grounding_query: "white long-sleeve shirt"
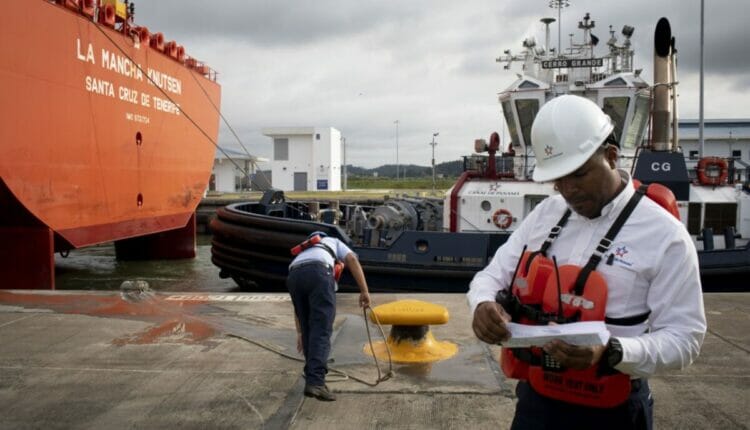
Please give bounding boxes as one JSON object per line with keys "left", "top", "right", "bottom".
{"left": 467, "top": 171, "right": 707, "bottom": 378}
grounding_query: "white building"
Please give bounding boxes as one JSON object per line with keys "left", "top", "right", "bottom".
{"left": 262, "top": 127, "right": 342, "bottom": 191}
{"left": 211, "top": 148, "right": 268, "bottom": 192}
{"left": 679, "top": 119, "right": 750, "bottom": 182}
{"left": 679, "top": 119, "right": 750, "bottom": 163}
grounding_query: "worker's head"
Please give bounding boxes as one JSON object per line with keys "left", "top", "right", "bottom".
{"left": 531, "top": 95, "right": 622, "bottom": 218}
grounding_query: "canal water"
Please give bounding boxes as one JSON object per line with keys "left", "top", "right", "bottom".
{"left": 54, "top": 235, "right": 238, "bottom": 292}
{"left": 53, "top": 234, "right": 731, "bottom": 292}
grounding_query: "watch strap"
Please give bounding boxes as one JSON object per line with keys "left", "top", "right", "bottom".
{"left": 598, "top": 337, "right": 624, "bottom": 376}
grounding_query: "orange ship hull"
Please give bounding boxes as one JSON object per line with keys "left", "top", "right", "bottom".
{"left": 0, "top": 1, "right": 221, "bottom": 288}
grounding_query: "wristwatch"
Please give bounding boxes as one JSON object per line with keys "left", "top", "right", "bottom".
{"left": 605, "top": 337, "right": 624, "bottom": 368}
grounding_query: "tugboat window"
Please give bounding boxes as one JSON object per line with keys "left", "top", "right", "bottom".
{"left": 604, "top": 77, "right": 627, "bottom": 86}
{"left": 515, "top": 99, "right": 539, "bottom": 148}
{"left": 274, "top": 138, "right": 289, "bottom": 161}
{"left": 502, "top": 100, "right": 521, "bottom": 146}
{"left": 481, "top": 200, "right": 491, "bottom": 211}
{"left": 621, "top": 94, "right": 650, "bottom": 149}
{"left": 602, "top": 97, "right": 630, "bottom": 147}
{"left": 525, "top": 195, "right": 548, "bottom": 216}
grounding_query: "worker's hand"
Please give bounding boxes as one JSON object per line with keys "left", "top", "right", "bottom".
{"left": 543, "top": 340, "right": 607, "bottom": 370}
{"left": 472, "top": 301, "right": 512, "bottom": 344}
{"left": 359, "top": 291, "right": 371, "bottom": 308}
{"left": 296, "top": 333, "right": 303, "bottom": 355}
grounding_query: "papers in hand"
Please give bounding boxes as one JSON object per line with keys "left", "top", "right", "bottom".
{"left": 503, "top": 321, "right": 611, "bottom": 348}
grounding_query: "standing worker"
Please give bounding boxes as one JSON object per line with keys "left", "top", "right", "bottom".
{"left": 287, "top": 230, "right": 371, "bottom": 401}
{"left": 468, "top": 95, "right": 706, "bottom": 429}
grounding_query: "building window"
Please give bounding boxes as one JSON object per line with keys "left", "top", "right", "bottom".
{"left": 689, "top": 150, "right": 699, "bottom": 159}
{"left": 274, "top": 138, "right": 289, "bottom": 160}
{"left": 315, "top": 133, "right": 320, "bottom": 140}
{"left": 732, "top": 150, "right": 741, "bottom": 158}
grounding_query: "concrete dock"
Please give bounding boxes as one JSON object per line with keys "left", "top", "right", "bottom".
{"left": 0, "top": 290, "right": 747, "bottom": 429}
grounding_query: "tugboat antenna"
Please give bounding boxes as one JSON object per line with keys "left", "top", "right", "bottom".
{"left": 541, "top": 17, "right": 556, "bottom": 56}
{"left": 549, "top": 0, "right": 570, "bottom": 57}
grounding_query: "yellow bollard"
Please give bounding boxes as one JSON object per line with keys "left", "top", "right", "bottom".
{"left": 363, "top": 299, "right": 458, "bottom": 363}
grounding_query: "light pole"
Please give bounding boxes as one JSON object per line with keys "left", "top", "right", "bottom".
{"left": 341, "top": 136, "right": 347, "bottom": 190}
{"left": 430, "top": 132, "right": 439, "bottom": 193}
{"left": 699, "top": 0, "right": 705, "bottom": 157}
{"left": 394, "top": 120, "right": 400, "bottom": 180}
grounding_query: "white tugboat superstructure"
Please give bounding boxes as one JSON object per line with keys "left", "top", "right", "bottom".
{"left": 445, "top": 11, "right": 652, "bottom": 234}
{"left": 445, "top": 9, "right": 750, "bottom": 265}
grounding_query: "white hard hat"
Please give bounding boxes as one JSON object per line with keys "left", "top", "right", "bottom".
{"left": 530, "top": 95, "right": 614, "bottom": 182}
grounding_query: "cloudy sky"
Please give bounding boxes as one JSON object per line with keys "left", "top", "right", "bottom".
{"left": 136, "top": 0, "right": 748, "bottom": 168}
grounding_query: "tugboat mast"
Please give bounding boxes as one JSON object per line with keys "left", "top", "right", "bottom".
{"left": 549, "top": 0, "right": 570, "bottom": 58}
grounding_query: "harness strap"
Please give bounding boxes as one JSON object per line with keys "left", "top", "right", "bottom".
{"left": 314, "top": 243, "right": 340, "bottom": 264}
{"left": 605, "top": 310, "right": 650, "bottom": 326}
{"left": 508, "top": 245, "right": 528, "bottom": 296}
{"left": 521, "top": 210, "right": 572, "bottom": 275}
{"left": 539, "top": 209, "right": 572, "bottom": 255}
{"left": 573, "top": 184, "right": 648, "bottom": 296}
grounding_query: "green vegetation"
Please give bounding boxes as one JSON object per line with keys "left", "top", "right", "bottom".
{"left": 346, "top": 159, "right": 465, "bottom": 178}
{"left": 204, "top": 177, "right": 456, "bottom": 202}
{"left": 347, "top": 176, "right": 457, "bottom": 190}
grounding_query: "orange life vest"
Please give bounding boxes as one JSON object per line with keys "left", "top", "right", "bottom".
{"left": 290, "top": 235, "right": 345, "bottom": 281}
{"left": 498, "top": 185, "right": 651, "bottom": 408}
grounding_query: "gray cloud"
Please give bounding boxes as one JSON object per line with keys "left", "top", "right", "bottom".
{"left": 136, "top": 0, "right": 429, "bottom": 47}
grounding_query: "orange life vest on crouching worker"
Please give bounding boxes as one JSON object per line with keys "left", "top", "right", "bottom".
{"left": 496, "top": 185, "right": 661, "bottom": 408}
{"left": 290, "top": 234, "right": 345, "bottom": 281}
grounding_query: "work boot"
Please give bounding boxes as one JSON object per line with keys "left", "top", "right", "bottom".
{"left": 304, "top": 384, "right": 336, "bottom": 401}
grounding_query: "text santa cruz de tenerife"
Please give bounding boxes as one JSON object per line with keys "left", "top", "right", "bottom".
{"left": 76, "top": 38, "right": 183, "bottom": 124}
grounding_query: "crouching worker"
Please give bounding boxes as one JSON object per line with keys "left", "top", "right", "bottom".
{"left": 287, "top": 230, "right": 371, "bottom": 401}
{"left": 468, "top": 95, "right": 706, "bottom": 429}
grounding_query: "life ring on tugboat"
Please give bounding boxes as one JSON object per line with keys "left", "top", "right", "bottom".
{"left": 697, "top": 157, "right": 728, "bottom": 186}
{"left": 492, "top": 208, "right": 513, "bottom": 229}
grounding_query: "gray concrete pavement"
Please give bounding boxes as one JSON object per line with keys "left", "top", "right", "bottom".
{"left": 0, "top": 290, "right": 747, "bottom": 429}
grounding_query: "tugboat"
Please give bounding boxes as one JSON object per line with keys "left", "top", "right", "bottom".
{"left": 210, "top": 11, "right": 749, "bottom": 293}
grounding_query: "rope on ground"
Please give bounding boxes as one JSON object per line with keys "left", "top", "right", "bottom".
{"left": 362, "top": 305, "right": 394, "bottom": 386}
{"left": 226, "top": 304, "right": 394, "bottom": 387}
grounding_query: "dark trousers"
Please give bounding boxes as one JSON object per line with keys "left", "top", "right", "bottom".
{"left": 287, "top": 263, "right": 336, "bottom": 387}
{"left": 511, "top": 380, "right": 653, "bottom": 430}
